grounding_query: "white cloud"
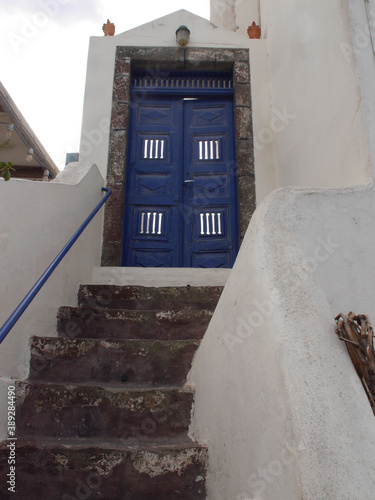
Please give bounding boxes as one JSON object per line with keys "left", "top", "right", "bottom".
{"left": 1, "top": 0, "right": 210, "bottom": 170}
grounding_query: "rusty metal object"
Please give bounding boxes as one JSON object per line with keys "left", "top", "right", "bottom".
{"left": 335, "top": 312, "right": 375, "bottom": 414}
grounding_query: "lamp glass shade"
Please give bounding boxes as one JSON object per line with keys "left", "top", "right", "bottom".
{"left": 26, "top": 148, "right": 33, "bottom": 162}
{"left": 176, "top": 25, "right": 190, "bottom": 47}
{"left": 5, "top": 123, "right": 14, "bottom": 139}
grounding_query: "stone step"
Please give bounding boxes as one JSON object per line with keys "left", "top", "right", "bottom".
{"left": 57, "top": 306, "right": 213, "bottom": 340}
{"left": 29, "top": 337, "right": 199, "bottom": 386}
{"left": 4, "top": 284, "right": 215, "bottom": 497}
{"left": 0, "top": 438, "right": 207, "bottom": 499}
{"left": 78, "top": 284, "right": 223, "bottom": 311}
{"left": 16, "top": 382, "right": 193, "bottom": 440}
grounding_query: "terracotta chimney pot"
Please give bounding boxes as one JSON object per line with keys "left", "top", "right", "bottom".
{"left": 103, "top": 19, "right": 115, "bottom": 36}
{"left": 247, "top": 22, "right": 261, "bottom": 39}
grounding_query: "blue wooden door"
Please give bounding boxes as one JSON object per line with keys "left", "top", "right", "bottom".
{"left": 182, "top": 98, "right": 238, "bottom": 267}
{"left": 122, "top": 95, "right": 238, "bottom": 267}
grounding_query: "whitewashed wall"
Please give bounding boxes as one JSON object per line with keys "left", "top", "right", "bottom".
{"left": 209, "top": 0, "right": 237, "bottom": 31}
{"left": 0, "top": 163, "right": 105, "bottom": 437}
{"left": 210, "top": 0, "right": 372, "bottom": 191}
{"left": 210, "top": 0, "right": 260, "bottom": 35}
{"left": 189, "top": 185, "right": 375, "bottom": 500}
{"left": 259, "top": 0, "right": 371, "bottom": 189}
{"left": 188, "top": 1, "right": 375, "bottom": 498}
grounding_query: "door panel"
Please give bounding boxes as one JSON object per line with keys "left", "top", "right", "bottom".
{"left": 182, "top": 99, "right": 238, "bottom": 268}
{"left": 123, "top": 97, "right": 182, "bottom": 267}
{"left": 122, "top": 94, "right": 238, "bottom": 268}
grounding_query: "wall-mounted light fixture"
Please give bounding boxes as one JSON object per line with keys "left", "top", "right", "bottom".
{"left": 5, "top": 123, "right": 14, "bottom": 139}
{"left": 26, "top": 148, "right": 34, "bottom": 162}
{"left": 176, "top": 25, "right": 190, "bottom": 47}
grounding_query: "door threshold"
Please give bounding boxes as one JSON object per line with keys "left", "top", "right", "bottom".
{"left": 90, "top": 267, "right": 231, "bottom": 287}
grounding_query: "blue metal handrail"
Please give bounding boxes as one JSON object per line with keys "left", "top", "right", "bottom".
{"left": 0, "top": 187, "right": 112, "bottom": 344}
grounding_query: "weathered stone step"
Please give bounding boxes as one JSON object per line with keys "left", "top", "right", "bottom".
{"left": 0, "top": 438, "right": 207, "bottom": 499}
{"left": 57, "top": 306, "right": 213, "bottom": 340}
{"left": 78, "top": 284, "right": 223, "bottom": 311}
{"left": 29, "top": 337, "right": 199, "bottom": 386}
{"left": 16, "top": 382, "right": 193, "bottom": 440}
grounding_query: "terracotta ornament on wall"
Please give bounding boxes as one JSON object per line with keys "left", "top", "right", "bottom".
{"left": 102, "top": 20, "right": 115, "bottom": 36}
{"left": 247, "top": 22, "right": 261, "bottom": 39}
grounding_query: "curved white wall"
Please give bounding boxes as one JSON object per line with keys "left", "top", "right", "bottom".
{"left": 0, "top": 164, "right": 105, "bottom": 437}
{"left": 189, "top": 185, "right": 375, "bottom": 499}
{"left": 188, "top": 1, "right": 375, "bottom": 498}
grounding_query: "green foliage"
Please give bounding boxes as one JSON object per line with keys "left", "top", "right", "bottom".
{"left": 0, "top": 161, "right": 15, "bottom": 181}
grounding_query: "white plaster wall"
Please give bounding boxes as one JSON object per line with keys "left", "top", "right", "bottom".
{"left": 210, "top": 0, "right": 260, "bottom": 35}
{"left": 235, "top": 0, "right": 260, "bottom": 37}
{"left": 189, "top": 185, "right": 375, "bottom": 500}
{"left": 212, "top": 0, "right": 370, "bottom": 190}
{"left": 210, "top": 0, "right": 237, "bottom": 31}
{"left": 90, "top": 267, "right": 230, "bottom": 287}
{"left": 350, "top": 0, "right": 375, "bottom": 171}
{"left": 0, "top": 163, "right": 105, "bottom": 438}
{"left": 367, "top": 0, "right": 375, "bottom": 51}
{"left": 260, "top": 0, "right": 371, "bottom": 189}
{"left": 250, "top": 42, "right": 277, "bottom": 202}
{"left": 80, "top": 10, "right": 276, "bottom": 203}
{"left": 188, "top": 1, "right": 375, "bottom": 498}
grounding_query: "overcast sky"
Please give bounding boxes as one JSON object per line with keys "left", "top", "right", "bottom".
{"left": 1, "top": 0, "right": 210, "bottom": 170}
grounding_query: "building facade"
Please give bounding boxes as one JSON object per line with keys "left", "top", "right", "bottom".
{"left": 1, "top": 1, "right": 375, "bottom": 498}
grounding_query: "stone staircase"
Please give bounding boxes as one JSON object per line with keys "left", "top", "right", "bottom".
{"left": 0, "top": 284, "right": 223, "bottom": 499}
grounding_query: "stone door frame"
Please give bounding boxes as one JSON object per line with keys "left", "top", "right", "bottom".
{"left": 102, "top": 46, "right": 255, "bottom": 266}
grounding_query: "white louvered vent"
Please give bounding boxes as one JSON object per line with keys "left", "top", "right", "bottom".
{"left": 143, "top": 139, "right": 165, "bottom": 160}
{"left": 199, "top": 212, "right": 223, "bottom": 236}
{"left": 139, "top": 212, "right": 163, "bottom": 235}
